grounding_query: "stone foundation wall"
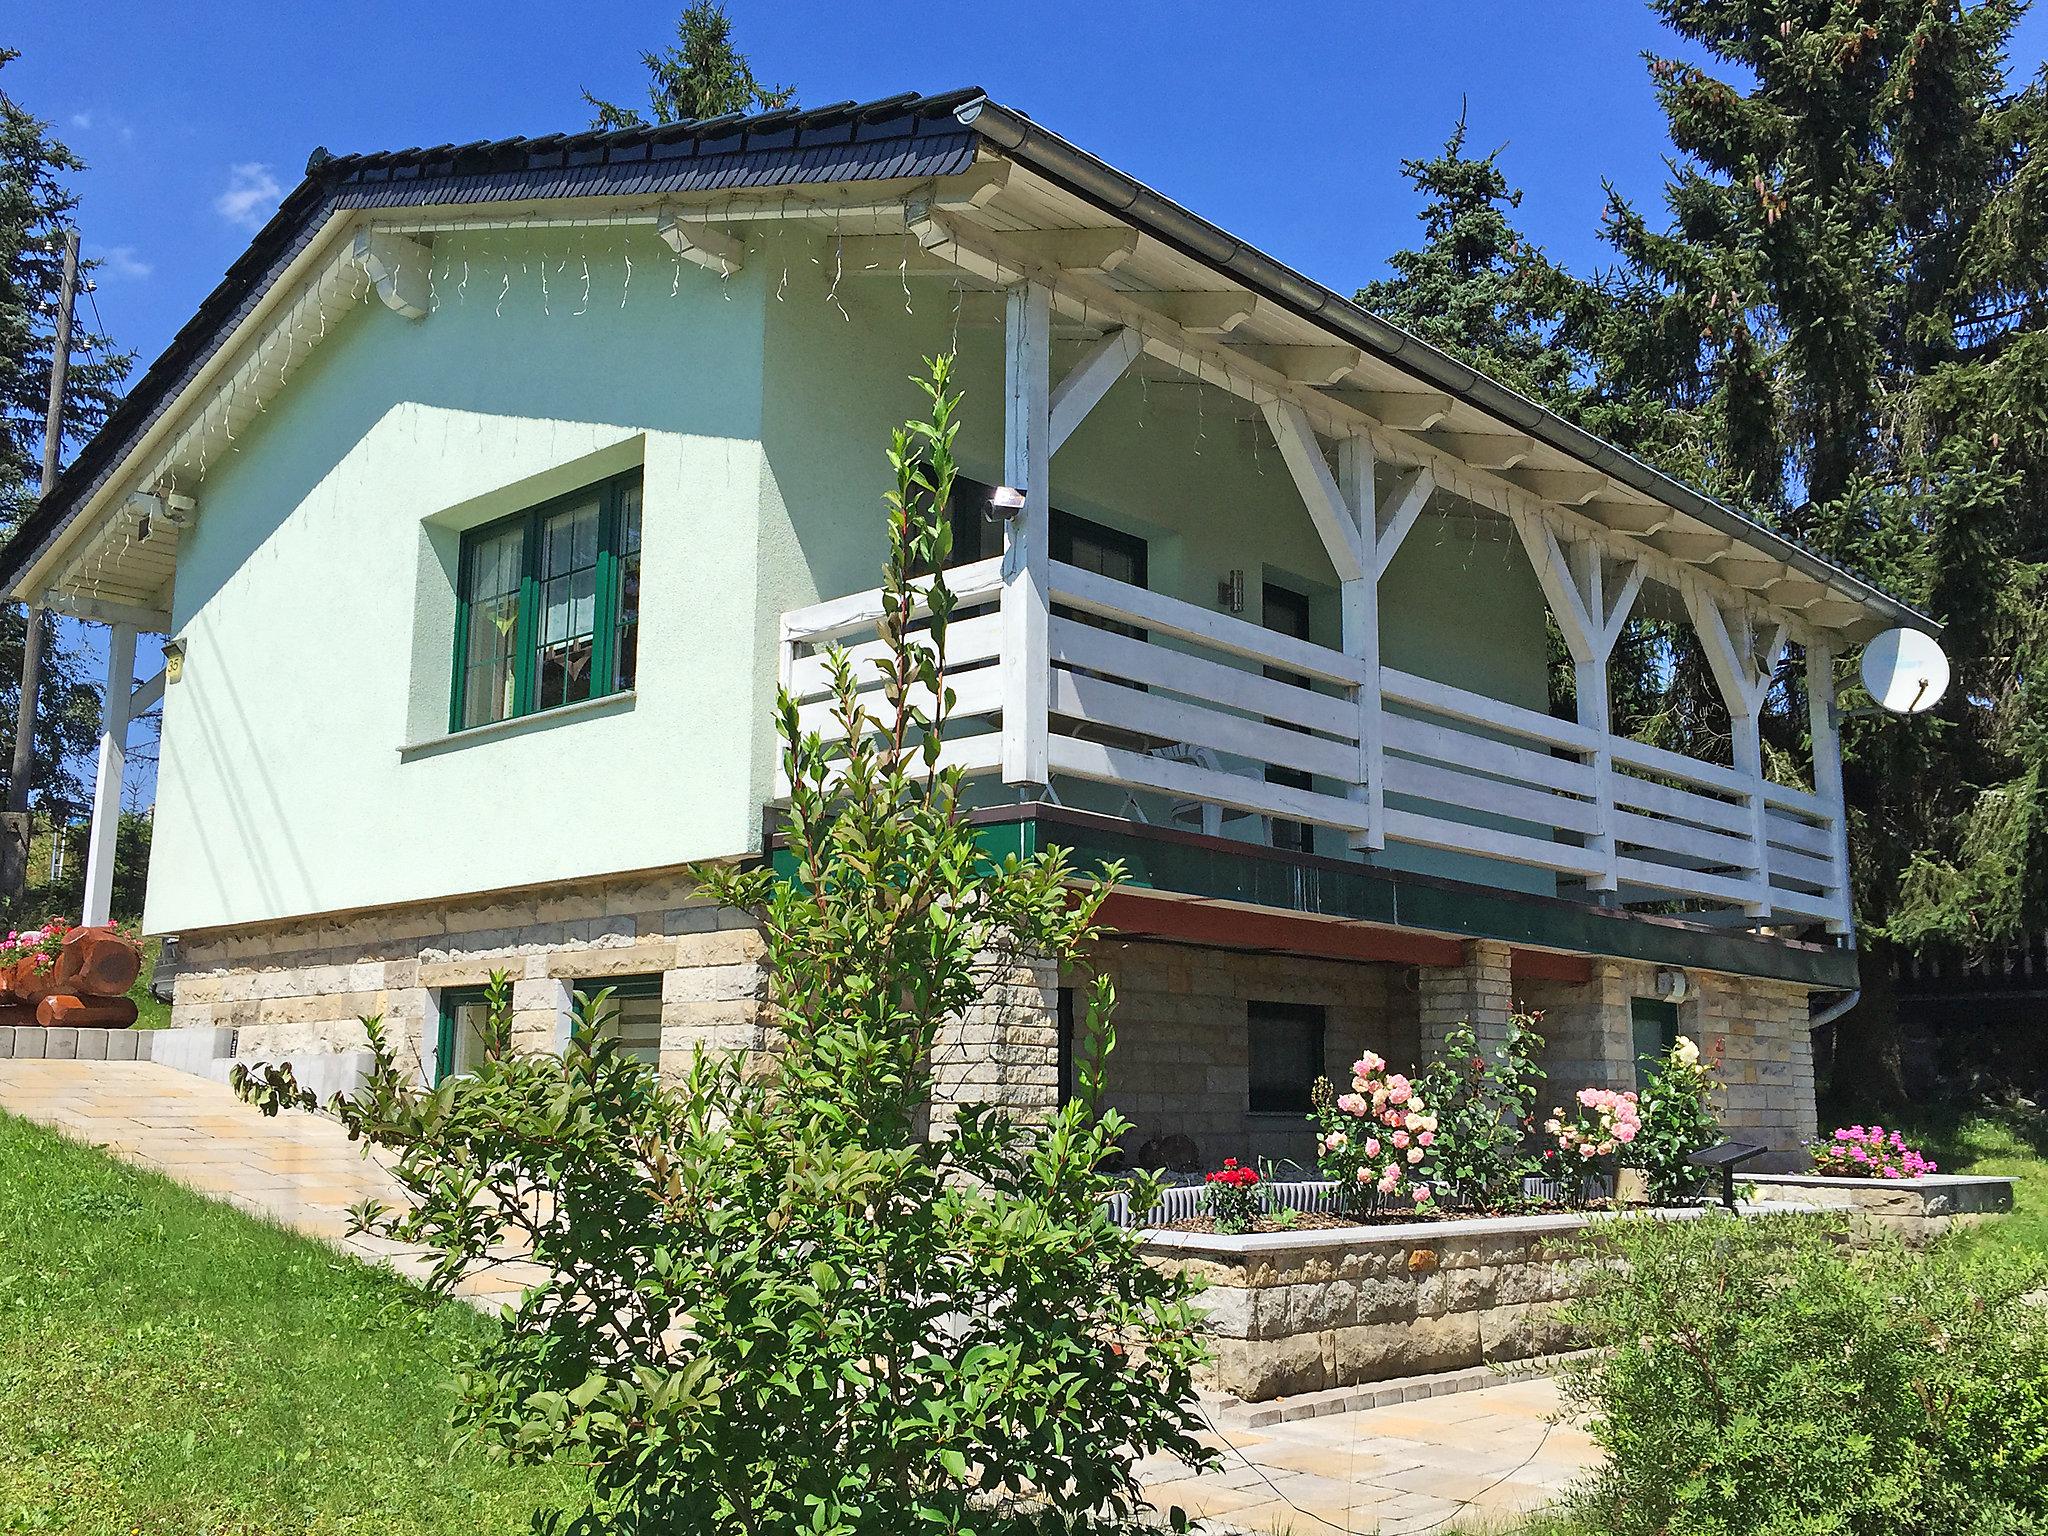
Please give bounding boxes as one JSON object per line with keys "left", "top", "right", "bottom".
{"left": 1520, "top": 961, "right": 1818, "bottom": 1156}
{"left": 164, "top": 870, "right": 768, "bottom": 1081}
{"left": 1144, "top": 1210, "right": 1660, "bottom": 1399}
{"left": 1745, "top": 1172, "right": 2015, "bottom": 1244}
{"left": 162, "top": 872, "right": 1821, "bottom": 1158}
{"left": 1077, "top": 941, "right": 1418, "bottom": 1169}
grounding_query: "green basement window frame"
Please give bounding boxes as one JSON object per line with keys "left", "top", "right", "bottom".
{"left": 1631, "top": 998, "right": 1680, "bottom": 1089}
{"left": 435, "top": 985, "right": 495, "bottom": 1085}
{"left": 450, "top": 469, "right": 643, "bottom": 732}
{"left": 575, "top": 972, "right": 663, "bottom": 1067}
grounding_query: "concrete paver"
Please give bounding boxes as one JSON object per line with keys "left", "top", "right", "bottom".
{"left": 0, "top": 1058, "right": 1596, "bottom": 1531}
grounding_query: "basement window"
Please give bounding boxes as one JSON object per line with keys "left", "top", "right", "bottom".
{"left": 580, "top": 973, "right": 664, "bottom": 1067}
{"left": 451, "top": 470, "right": 642, "bottom": 731}
{"left": 1248, "top": 1000, "right": 1325, "bottom": 1114}
{"left": 1631, "top": 998, "right": 1679, "bottom": 1089}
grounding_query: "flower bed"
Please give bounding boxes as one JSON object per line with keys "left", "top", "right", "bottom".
{"left": 1743, "top": 1171, "right": 2014, "bottom": 1244}
{"left": 1140, "top": 1206, "right": 1705, "bottom": 1400}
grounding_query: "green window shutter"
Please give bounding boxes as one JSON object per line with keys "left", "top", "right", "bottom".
{"left": 1630, "top": 998, "right": 1679, "bottom": 1089}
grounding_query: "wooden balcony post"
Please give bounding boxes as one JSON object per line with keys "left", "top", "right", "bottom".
{"left": 1337, "top": 437, "right": 1382, "bottom": 849}
{"left": 1682, "top": 584, "right": 1786, "bottom": 919}
{"left": 1001, "top": 281, "right": 1052, "bottom": 791}
{"left": 1806, "top": 642, "right": 1854, "bottom": 936}
{"left": 1511, "top": 516, "right": 1645, "bottom": 895}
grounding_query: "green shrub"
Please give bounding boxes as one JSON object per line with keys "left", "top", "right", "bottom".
{"left": 1414, "top": 1012, "right": 1546, "bottom": 1207}
{"left": 1557, "top": 1211, "right": 2048, "bottom": 1536}
{"left": 1629, "top": 1035, "right": 1721, "bottom": 1203}
{"left": 238, "top": 356, "right": 1213, "bottom": 1534}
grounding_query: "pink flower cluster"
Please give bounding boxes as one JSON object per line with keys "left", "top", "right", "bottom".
{"left": 1317, "top": 1050, "right": 1437, "bottom": 1205}
{"left": 1545, "top": 1086, "right": 1642, "bottom": 1163}
{"left": 1809, "top": 1124, "right": 1937, "bottom": 1180}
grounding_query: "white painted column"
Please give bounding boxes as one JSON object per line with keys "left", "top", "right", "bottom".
{"left": 1338, "top": 437, "right": 1383, "bottom": 850}
{"left": 82, "top": 622, "right": 136, "bottom": 928}
{"left": 1682, "top": 585, "right": 1780, "bottom": 919}
{"left": 1568, "top": 543, "right": 1618, "bottom": 892}
{"left": 1806, "top": 643, "right": 1853, "bottom": 936}
{"left": 1001, "top": 281, "right": 1052, "bottom": 791}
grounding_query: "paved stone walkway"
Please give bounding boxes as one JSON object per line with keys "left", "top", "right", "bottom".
{"left": 0, "top": 1059, "right": 1594, "bottom": 1532}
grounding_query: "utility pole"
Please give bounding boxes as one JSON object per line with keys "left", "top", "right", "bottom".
{"left": 1, "top": 227, "right": 80, "bottom": 904}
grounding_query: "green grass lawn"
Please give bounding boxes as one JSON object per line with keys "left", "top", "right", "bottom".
{"left": 1817, "top": 1096, "right": 2048, "bottom": 1263}
{"left": 0, "top": 1111, "right": 580, "bottom": 1534}
{"left": 1906, "top": 1104, "right": 2048, "bottom": 1263}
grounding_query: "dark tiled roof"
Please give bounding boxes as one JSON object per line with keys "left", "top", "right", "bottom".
{"left": 1, "top": 89, "right": 984, "bottom": 589}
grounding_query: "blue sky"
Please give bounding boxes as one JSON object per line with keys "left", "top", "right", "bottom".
{"left": 11, "top": 0, "right": 2047, "bottom": 813}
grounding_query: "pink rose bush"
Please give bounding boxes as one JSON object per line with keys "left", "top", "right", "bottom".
{"left": 1808, "top": 1124, "right": 1937, "bottom": 1180}
{"left": 1545, "top": 1087, "right": 1642, "bottom": 1174}
{"left": 1310, "top": 1051, "right": 1437, "bottom": 1210}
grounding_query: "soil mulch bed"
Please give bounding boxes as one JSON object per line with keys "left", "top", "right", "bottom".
{"left": 1162, "top": 1201, "right": 1609, "bottom": 1235}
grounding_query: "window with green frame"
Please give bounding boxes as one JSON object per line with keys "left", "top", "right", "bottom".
{"left": 578, "top": 973, "right": 662, "bottom": 1067}
{"left": 451, "top": 470, "right": 643, "bottom": 731}
{"left": 1631, "top": 998, "right": 1679, "bottom": 1088}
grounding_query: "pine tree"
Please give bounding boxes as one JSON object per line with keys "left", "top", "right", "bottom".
{"left": 1354, "top": 113, "right": 1702, "bottom": 742}
{"left": 0, "top": 50, "right": 131, "bottom": 842}
{"left": 583, "top": 1, "right": 794, "bottom": 131}
{"left": 1594, "top": 2, "right": 2046, "bottom": 1100}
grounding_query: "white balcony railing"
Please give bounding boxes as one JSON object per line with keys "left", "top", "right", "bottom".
{"left": 778, "top": 562, "right": 1851, "bottom": 932}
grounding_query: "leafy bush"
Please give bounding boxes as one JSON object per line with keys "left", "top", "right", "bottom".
{"left": 1310, "top": 1050, "right": 1438, "bottom": 1211}
{"left": 1629, "top": 1035, "right": 1722, "bottom": 1203}
{"left": 1201, "top": 1159, "right": 1261, "bottom": 1233}
{"left": 1557, "top": 1212, "right": 2048, "bottom": 1536}
{"left": 238, "top": 356, "right": 1213, "bottom": 1534}
{"left": 1811, "top": 1122, "right": 1940, "bottom": 1179}
{"left": 1413, "top": 1012, "right": 1545, "bottom": 1206}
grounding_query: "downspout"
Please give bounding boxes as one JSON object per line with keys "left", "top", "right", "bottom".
{"left": 1809, "top": 988, "right": 1860, "bottom": 1031}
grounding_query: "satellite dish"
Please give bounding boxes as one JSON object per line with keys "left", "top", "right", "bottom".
{"left": 1859, "top": 628, "right": 1950, "bottom": 715}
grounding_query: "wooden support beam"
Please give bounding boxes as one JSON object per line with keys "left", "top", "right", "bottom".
{"left": 1260, "top": 400, "right": 1364, "bottom": 581}
{"left": 655, "top": 211, "right": 745, "bottom": 273}
{"left": 82, "top": 623, "right": 135, "bottom": 928}
{"left": 1002, "top": 282, "right": 1053, "bottom": 789}
{"left": 1806, "top": 643, "right": 1853, "bottom": 935}
{"left": 1049, "top": 327, "right": 1142, "bottom": 454}
{"left": 1323, "top": 389, "right": 1454, "bottom": 431}
{"left": 898, "top": 205, "right": 1829, "bottom": 646}
{"left": 1682, "top": 585, "right": 1788, "bottom": 917}
{"left": 1373, "top": 468, "right": 1435, "bottom": 578}
{"left": 351, "top": 229, "right": 431, "bottom": 320}
{"left": 1508, "top": 518, "right": 1649, "bottom": 892}
{"left": 41, "top": 593, "right": 171, "bottom": 633}
{"left": 1502, "top": 466, "right": 1606, "bottom": 505}
{"left": 1583, "top": 500, "right": 1674, "bottom": 538}
{"left": 1428, "top": 431, "right": 1534, "bottom": 470}
{"left": 1339, "top": 436, "right": 1384, "bottom": 851}
{"left": 1650, "top": 528, "right": 1737, "bottom": 563}
{"left": 1224, "top": 344, "right": 1362, "bottom": 385}
{"left": 1001, "top": 227, "right": 1139, "bottom": 274}
{"left": 1145, "top": 291, "right": 1257, "bottom": 333}
{"left": 130, "top": 665, "right": 166, "bottom": 717}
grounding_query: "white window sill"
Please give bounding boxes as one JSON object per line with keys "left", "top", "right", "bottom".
{"left": 399, "top": 690, "right": 636, "bottom": 761}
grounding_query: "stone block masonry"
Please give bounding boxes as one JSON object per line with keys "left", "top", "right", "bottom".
{"left": 165, "top": 869, "right": 770, "bottom": 1083}
{"left": 1418, "top": 939, "right": 1513, "bottom": 1059}
{"left": 161, "top": 868, "right": 1820, "bottom": 1158}
{"left": 1521, "top": 959, "right": 1818, "bottom": 1156}
{"left": 1078, "top": 941, "right": 1419, "bottom": 1169}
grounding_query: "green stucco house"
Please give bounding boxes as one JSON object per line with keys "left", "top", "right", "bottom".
{"left": 2, "top": 90, "right": 1933, "bottom": 1162}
